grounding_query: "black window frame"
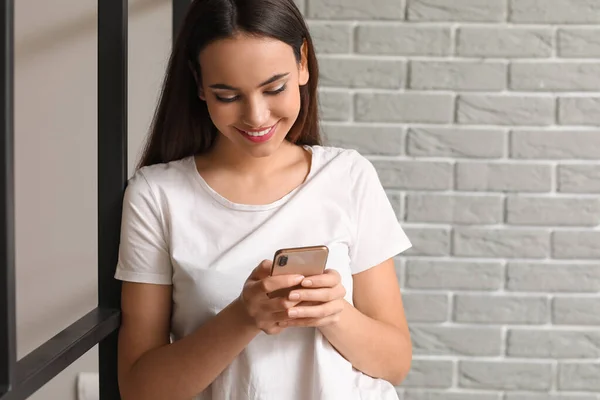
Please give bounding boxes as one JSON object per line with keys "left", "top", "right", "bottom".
{"left": 0, "top": 1, "right": 189, "bottom": 399}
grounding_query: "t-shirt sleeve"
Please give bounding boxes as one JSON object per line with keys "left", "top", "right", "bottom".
{"left": 114, "top": 171, "right": 173, "bottom": 285}
{"left": 348, "top": 151, "right": 412, "bottom": 274}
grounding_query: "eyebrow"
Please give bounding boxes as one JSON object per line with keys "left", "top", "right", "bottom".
{"left": 209, "top": 73, "right": 290, "bottom": 91}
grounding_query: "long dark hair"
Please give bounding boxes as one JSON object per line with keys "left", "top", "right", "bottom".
{"left": 137, "top": 0, "right": 321, "bottom": 168}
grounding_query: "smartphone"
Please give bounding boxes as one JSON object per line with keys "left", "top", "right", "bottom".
{"left": 267, "top": 245, "right": 329, "bottom": 298}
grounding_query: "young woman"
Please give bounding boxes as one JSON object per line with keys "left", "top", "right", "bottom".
{"left": 114, "top": 0, "right": 413, "bottom": 399}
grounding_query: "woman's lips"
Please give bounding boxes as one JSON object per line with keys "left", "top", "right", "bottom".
{"left": 236, "top": 122, "right": 278, "bottom": 143}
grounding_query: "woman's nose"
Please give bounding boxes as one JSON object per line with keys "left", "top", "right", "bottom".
{"left": 241, "top": 96, "right": 270, "bottom": 128}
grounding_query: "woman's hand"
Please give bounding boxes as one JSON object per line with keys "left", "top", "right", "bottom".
{"left": 239, "top": 260, "right": 304, "bottom": 335}
{"left": 278, "top": 269, "right": 347, "bottom": 328}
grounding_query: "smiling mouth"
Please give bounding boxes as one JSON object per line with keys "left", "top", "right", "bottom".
{"left": 235, "top": 122, "right": 278, "bottom": 143}
{"left": 238, "top": 124, "right": 276, "bottom": 137}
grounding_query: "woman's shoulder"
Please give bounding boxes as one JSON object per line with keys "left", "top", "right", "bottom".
{"left": 309, "top": 145, "right": 374, "bottom": 176}
{"left": 309, "top": 144, "right": 363, "bottom": 163}
{"left": 127, "top": 156, "right": 195, "bottom": 196}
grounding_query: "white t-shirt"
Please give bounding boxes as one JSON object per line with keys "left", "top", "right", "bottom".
{"left": 115, "top": 145, "right": 412, "bottom": 400}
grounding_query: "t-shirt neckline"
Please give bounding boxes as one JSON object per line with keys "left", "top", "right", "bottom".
{"left": 190, "top": 145, "right": 317, "bottom": 212}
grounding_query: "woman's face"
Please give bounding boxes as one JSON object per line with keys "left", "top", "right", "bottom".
{"left": 197, "top": 34, "right": 309, "bottom": 158}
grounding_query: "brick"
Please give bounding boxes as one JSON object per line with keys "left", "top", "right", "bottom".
{"left": 372, "top": 160, "right": 454, "bottom": 190}
{"left": 403, "top": 293, "right": 449, "bottom": 322}
{"left": 559, "top": 97, "right": 600, "bottom": 125}
{"left": 307, "top": 22, "right": 352, "bottom": 54}
{"left": 411, "top": 326, "right": 502, "bottom": 356}
{"left": 407, "top": 0, "right": 507, "bottom": 21}
{"left": 558, "top": 28, "right": 600, "bottom": 58}
{"left": 405, "top": 391, "right": 501, "bottom": 400}
{"left": 553, "top": 297, "right": 600, "bottom": 325}
{"left": 508, "top": 329, "right": 600, "bottom": 358}
{"left": 318, "top": 90, "right": 351, "bottom": 121}
{"left": 511, "top": 129, "right": 600, "bottom": 160}
{"left": 410, "top": 61, "right": 506, "bottom": 91}
{"left": 558, "top": 363, "right": 600, "bottom": 391}
{"left": 558, "top": 165, "right": 600, "bottom": 193}
{"left": 403, "top": 227, "right": 451, "bottom": 256}
{"left": 319, "top": 57, "right": 406, "bottom": 89}
{"left": 507, "top": 262, "right": 600, "bottom": 292}
{"left": 387, "top": 191, "right": 404, "bottom": 221}
{"left": 356, "top": 25, "right": 451, "bottom": 56}
{"left": 457, "top": 27, "right": 552, "bottom": 58}
{"left": 403, "top": 360, "right": 453, "bottom": 388}
{"left": 505, "top": 394, "right": 597, "bottom": 400}
{"left": 407, "top": 127, "right": 506, "bottom": 158}
{"left": 454, "top": 228, "right": 550, "bottom": 259}
{"left": 406, "top": 260, "right": 504, "bottom": 290}
{"left": 395, "top": 256, "right": 405, "bottom": 287}
{"left": 507, "top": 196, "right": 600, "bottom": 226}
{"left": 322, "top": 124, "right": 404, "bottom": 155}
{"left": 459, "top": 361, "right": 552, "bottom": 390}
{"left": 406, "top": 193, "right": 503, "bottom": 224}
{"left": 510, "top": 62, "right": 600, "bottom": 91}
{"left": 456, "top": 162, "right": 552, "bottom": 192}
{"left": 308, "top": 0, "right": 405, "bottom": 19}
{"left": 457, "top": 95, "right": 555, "bottom": 126}
{"left": 510, "top": 0, "right": 600, "bottom": 23}
{"left": 356, "top": 93, "right": 454, "bottom": 123}
{"left": 553, "top": 231, "right": 600, "bottom": 259}
{"left": 455, "top": 294, "right": 548, "bottom": 324}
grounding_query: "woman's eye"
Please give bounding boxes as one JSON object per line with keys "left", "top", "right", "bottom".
{"left": 266, "top": 85, "right": 286, "bottom": 95}
{"left": 215, "top": 95, "right": 239, "bottom": 103}
{"left": 214, "top": 85, "right": 286, "bottom": 103}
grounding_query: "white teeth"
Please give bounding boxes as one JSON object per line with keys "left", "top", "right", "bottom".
{"left": 244, "top": 127, "right": 272, "bottom": 137}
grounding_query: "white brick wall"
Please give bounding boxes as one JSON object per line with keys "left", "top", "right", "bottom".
{"left": 306, "top": 0, "right": 600, "bottom": 398}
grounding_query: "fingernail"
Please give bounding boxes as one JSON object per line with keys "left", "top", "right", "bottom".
{"left": 289, "top": 292, "right": 300, "bottom": 300}
{"left": 302, "top": 279, "right": 313, "bottom": 287}
{"left": 294, "top": 275, "right": 305, "bottom": 283}
{"left": 288, "top": 309, "right": 298, "bottom": 317}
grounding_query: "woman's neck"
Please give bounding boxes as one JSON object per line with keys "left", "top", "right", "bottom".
{"left": 205, "top": 136, "right": 299, "bottom": 178}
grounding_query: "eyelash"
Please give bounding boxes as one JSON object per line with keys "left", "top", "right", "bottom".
{"left": 215, "top": 85, "right": 287, "bottom": 103}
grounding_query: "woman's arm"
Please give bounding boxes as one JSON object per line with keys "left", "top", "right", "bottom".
{"left": 118, "top": 262, "right": 305, "bottom": 400}
{"left": 319, "top": 258, "right": 411, "bottom": 384}
{"left": 117, "top": 282, "right": 259, "bottom": 400}
{"left": 281, "top": 258, "right": 412, "bottom": 385}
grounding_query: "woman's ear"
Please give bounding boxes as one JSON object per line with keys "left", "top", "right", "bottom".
{"left": 188, "top": 60, "right": 206, "bottom": 101}
{"left": 298, "top": 39, "right": 309, "bottom": 86}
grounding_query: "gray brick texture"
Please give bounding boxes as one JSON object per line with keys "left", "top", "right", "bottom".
{"left": 308, "top": 0, "right": 600, "bottom": 397}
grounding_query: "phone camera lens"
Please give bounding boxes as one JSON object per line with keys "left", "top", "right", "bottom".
{"left": 278, "top": 255, "right": 288, "bottom": 266}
